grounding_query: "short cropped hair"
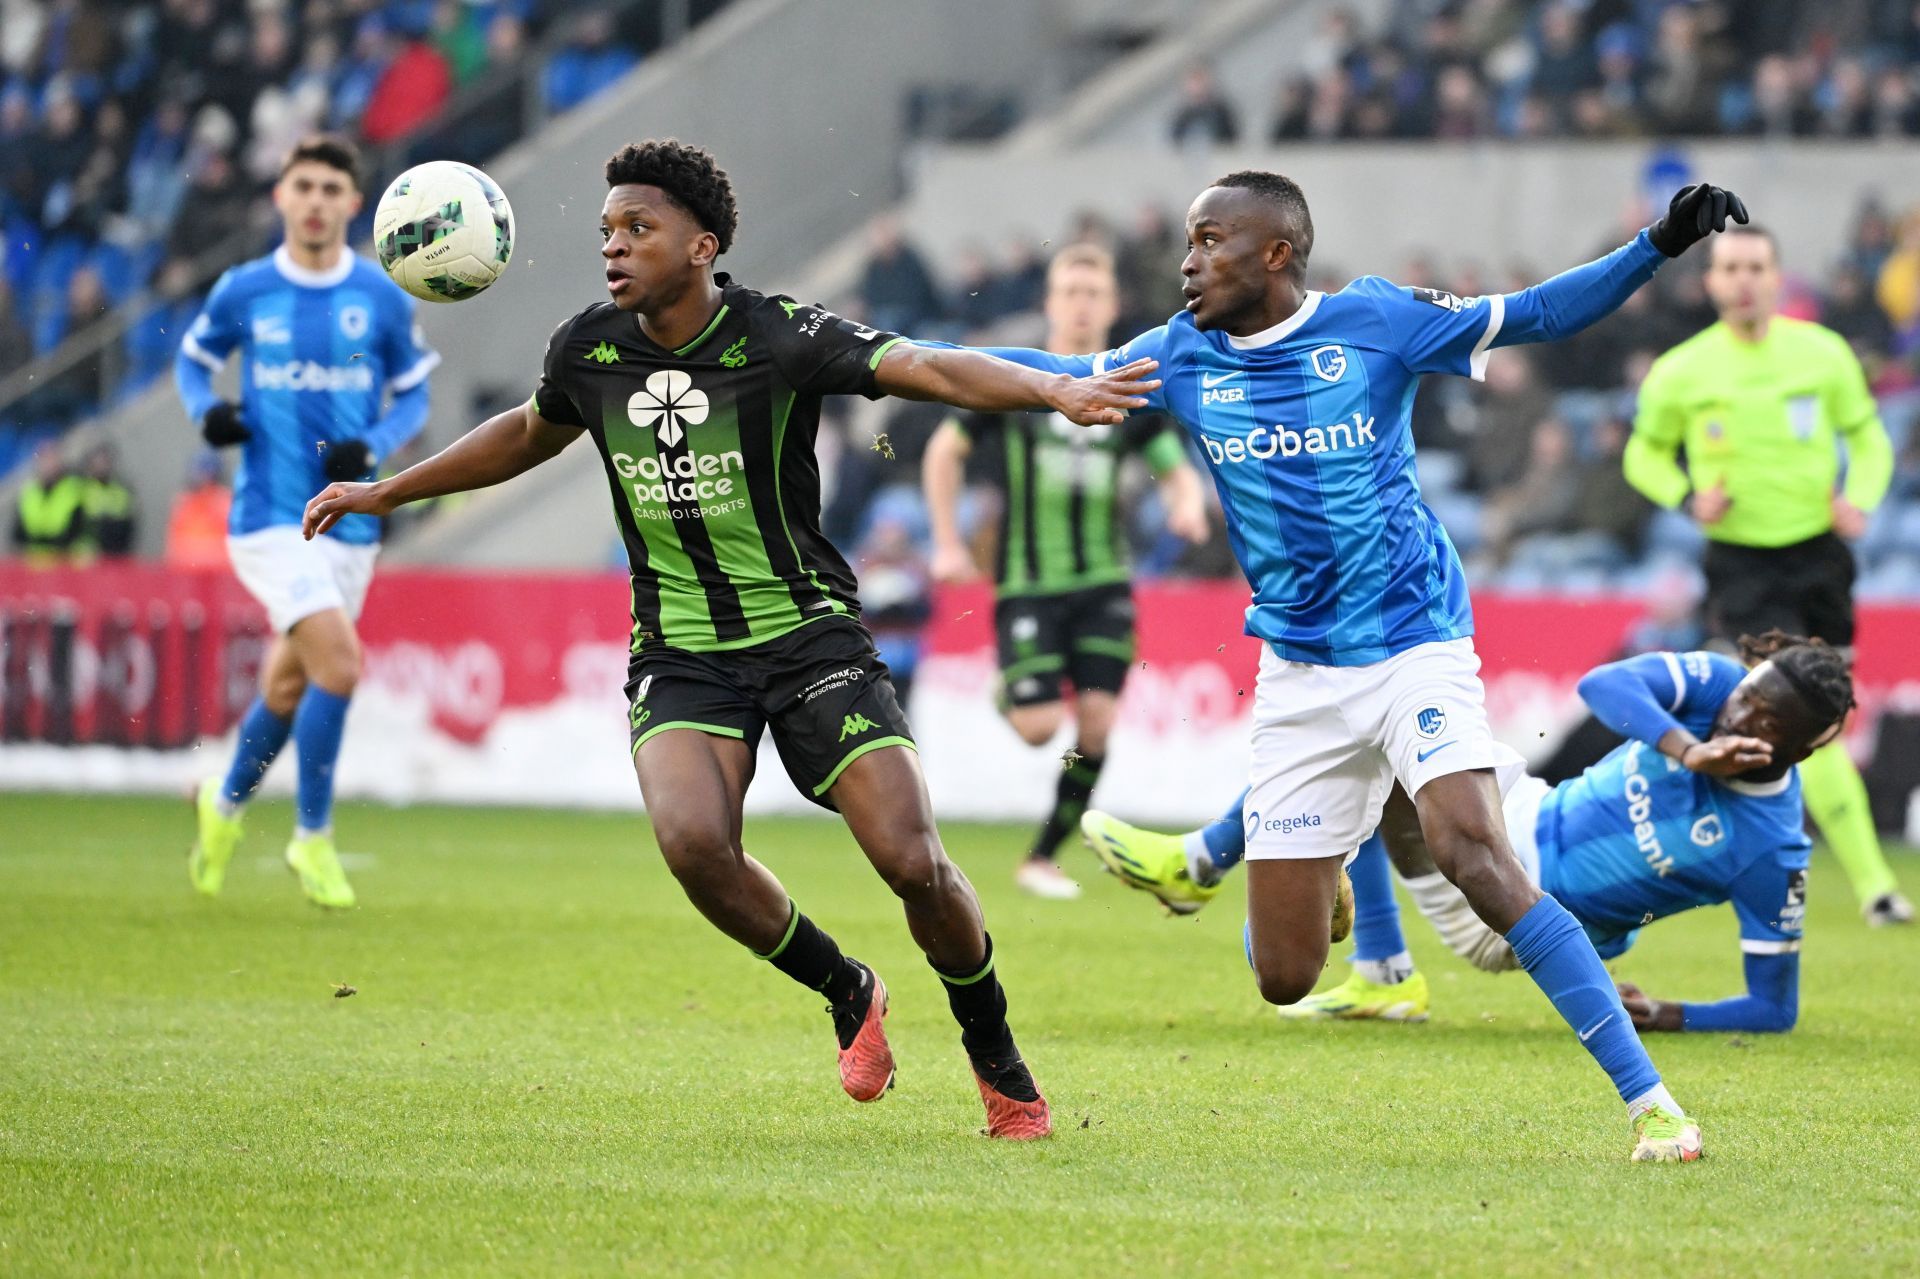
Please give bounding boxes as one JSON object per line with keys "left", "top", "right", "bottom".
{"left": 280, "top": 135, "right": 361, "bottom": 189}
{"left": 1048, "top": 242, "right": 1115, "bottom": 280}
{"left": 604, "top": 139, "right": 739, "bottom": 255}
{"left": 1213, "top": 170, "right": 1314, "bottom": 275}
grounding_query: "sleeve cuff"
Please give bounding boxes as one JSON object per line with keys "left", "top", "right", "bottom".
{"left": 1468, "top": 293, "right": 1504, "bottom": 381}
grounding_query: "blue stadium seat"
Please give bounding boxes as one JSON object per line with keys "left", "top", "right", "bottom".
{"left": 1645, "top": 508, "right": 1705, "bottom": 559}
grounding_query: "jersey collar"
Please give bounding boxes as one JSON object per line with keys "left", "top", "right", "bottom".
{"left": 272, "top": 245, "right": 355, "bottom": 289}
{"left": 1225, "top": 291, "right": 1324, "bottom": 350}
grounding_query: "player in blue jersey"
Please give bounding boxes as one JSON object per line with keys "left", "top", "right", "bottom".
{"left": 972, "top": 172, "right": 1749, "bottom": 1161}
{"left": 174, "top": 136, "right": 439, "bottom": 908}
{"left": 1088, "top": 631, "right": 1851, "bottom": 1038}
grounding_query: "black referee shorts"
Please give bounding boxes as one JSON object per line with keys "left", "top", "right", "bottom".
{"left": 1703, "top": 531, "right": 1857, "bottom": 648}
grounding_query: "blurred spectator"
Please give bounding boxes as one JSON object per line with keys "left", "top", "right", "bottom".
{"left": 1824, "top": 262, "right": 1895, "bottom": 355}
{"left": 165, "top": 450, "right": 232, "bottom": 571}
{"left": 1876, "top": 210, "right": 1920, "bottom": 340}
{"left": 434, "top": 0, "right": 493, "bottom": 84}
{"left": 859, "top": 216, "right": 943, "bottom": 336}
{"left": 1169, "top": 64, "right": 1239, "bottom": 146}
{"left": 76, "top": 440, "right": 135, "bottom": 558}
{"left": 360, "top": 20, "right": 453, "bottom": 144}
{"left": 1464, "top": 347, "right": 1553, "bottom": 493}
{"left": 852, "top": 510, "right": 933, "bottom": 711}
{"left": 11, "top": 441, "right": 84, "bottom": 563}
{"left": 124, "top": 258, "right": 206, "bottom": 392}
{"left": 0, "top": 278, "right": 30, "bottom": 379}
{"left": 1569, "top": 417, "right": 1652, "bottom": 558}
{"left": 166, "top": 148, "right": 254, "bottom": 265}
{"left": 1479, "top": 418, "right": 1580, "bottom": 565}
{"left": 543, "top": 8, "right": 641, "bottom": 115}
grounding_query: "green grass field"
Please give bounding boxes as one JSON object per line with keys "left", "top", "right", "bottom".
{"left": 2, "top": 791, "right": 1916, "bottom": 1276}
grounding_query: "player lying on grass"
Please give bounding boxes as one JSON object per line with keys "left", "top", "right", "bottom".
{"left": 1085, "top": 632, "right": 1852, "bottom": 1037}
{"left": 303, "top": 139, "right": 1158, "bottom": 1139}
{"left": 955, "top": 171, "right": 1750, "bottom": 1162}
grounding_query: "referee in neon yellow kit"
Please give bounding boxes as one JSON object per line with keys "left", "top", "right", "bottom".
{"left": 1627, "top": 223, "right": 1910, "bottom": 926}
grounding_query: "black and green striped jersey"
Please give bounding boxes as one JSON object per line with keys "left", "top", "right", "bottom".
{"left": 534, "top": 275, "right": 903, "bottom": 653}
{"left": 955, "top": 409, "right": 1186, "bottom": 597}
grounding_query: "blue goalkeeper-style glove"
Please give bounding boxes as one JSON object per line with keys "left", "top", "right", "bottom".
{"left": 1647, "top": 183, "right": 1750, "bottom": 258}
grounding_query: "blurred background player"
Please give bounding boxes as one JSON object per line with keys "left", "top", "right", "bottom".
{"left": 922, "top": 243, "right": 1207, "bottom": 899}
{"left": 1625, "top": 225, "right": 1911, "bottom": 926}
{"left": 174, "top": 135, "right": 438, "bottom": 909}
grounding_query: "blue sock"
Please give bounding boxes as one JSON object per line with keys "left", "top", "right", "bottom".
{"left": 1194, "top": 786, "right": 1251, "bottom": 873}
{"left": 1506, "top": 896, "right": 1661, "bottom": 1105}
{"left": 292, "top": 686, "right": 352, "bottom": 832}
{"left": 221, "top": 698, "right": 292, "bottom": 807}
{"left": 1347, "top": 834, "right": 1406, "bottom": 964}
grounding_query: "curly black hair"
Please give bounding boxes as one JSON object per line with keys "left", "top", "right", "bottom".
{"left": 1738, "top": 629, "right": 1856, "bottom": 726}
{"left": 1212, "top": 170, "right": 1314, "bottom": 275}
{"left": 604, "top": 139, "right": 738, "bottom": 255}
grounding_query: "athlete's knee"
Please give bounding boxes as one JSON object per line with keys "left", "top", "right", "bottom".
{"left": 1006, "top": 704, "right": 1063, "bottom": 746}
{"left": 1252, "top": 954, "right": 1321, "bottom": 1007}
{"left": 655, "top": 820, "right": 741, "bottom": 896}
{"left": 873, "top": 828, "right": 952, "bottom": 903}
{"left": 263, "top": 669, "right": 306, "bottom": 717}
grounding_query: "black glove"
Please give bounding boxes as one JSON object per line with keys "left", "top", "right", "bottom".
{"left": 322, "top": 438, "right": 375, "bottom": 481}
{"left": 200, "top": 402, "right": 250, "bottom": 447}
{"left": 1647, "top": 183, "right": 1749, "bottom": 258}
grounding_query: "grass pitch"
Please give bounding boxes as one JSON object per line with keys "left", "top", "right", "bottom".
{"left": 1, "top": 792, "right": 1916, "bottom": 1277}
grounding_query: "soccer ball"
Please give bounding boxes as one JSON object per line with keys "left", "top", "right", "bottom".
{"left": 373, "top": 161, "right": 515, "bottom": 303}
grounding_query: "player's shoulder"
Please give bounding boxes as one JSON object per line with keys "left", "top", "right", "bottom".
{"left": 214, "top": 254, "right": 282, "bottom": 298}
{"left": 1775, "top": 314, "right": 1857, "bottom": 359}
{"left": 1672, "top": 648, "right": 1745, "bottom": 690}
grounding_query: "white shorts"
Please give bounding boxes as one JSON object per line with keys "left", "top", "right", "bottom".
{"left": 228, "top": 526, "right": 379, "bottom": 634}
{"left": 1244, "top": 637, "right": 1520, "bottom": 861}
{"left": 1498, "top": 768, "right": 1551, "bottom": 884}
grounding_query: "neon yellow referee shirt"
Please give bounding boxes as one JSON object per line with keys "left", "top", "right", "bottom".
{"left": 1626, "top": 316, "right": 1894, "bottom": 547}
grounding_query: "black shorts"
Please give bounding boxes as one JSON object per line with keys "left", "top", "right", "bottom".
{"left": 994, "top": 583, "right": 1137, "bottom": 708}
{"left": 1703, "top": 532, "right": 1857, "bottom": 648}
{"left": 624, "top": 616, "right": 914, "bottom": 811}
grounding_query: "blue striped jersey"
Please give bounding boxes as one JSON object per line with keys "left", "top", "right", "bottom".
{"left": 1053, "top": 280, "right": 1498, "bottom": 664}
{"left": 1539, "top": 650, "right": 1810, "bottom": 959}
{"left": 178, "top": 247, "right": 437, "bottom": 544}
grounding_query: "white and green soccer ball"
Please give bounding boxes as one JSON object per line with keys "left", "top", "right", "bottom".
{"left": 373, "top": 160, "right": 515, "bottom": 303}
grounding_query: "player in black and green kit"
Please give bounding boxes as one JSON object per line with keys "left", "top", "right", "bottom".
{"left": 1627, "top": 224, "right": 1911, "bottom": 926}
{"left": 923, "top": 244, "right": 1207, "bottom": 899}
{"left": 304, "top": 140, "right": 1161, "bottom": 1138}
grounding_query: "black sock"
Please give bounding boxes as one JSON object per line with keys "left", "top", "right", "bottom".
{"left": 755, "top": 900, "right": 865, "bottom": 1007}
{"left": 933, "top": 934, "right": 1038, "bottom": 1102}
{"left": 1029, "top": 750, "right": 1104, "bottom": 861}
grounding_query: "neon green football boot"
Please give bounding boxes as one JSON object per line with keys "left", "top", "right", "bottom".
{"left": 1079, "top": 809, "right": 1222, "bottom": 915}
{"left": 1275, "top": 969, "right": 1430, "bottom": 1022}
{"left": 1631, "top": 1106, "right": 1703, "bottom": 1163}
{"left": 285, "top": 832, "right": 356, "bottom": 909}
{"left": 188, "top": 778, "right": 245, "bottom": 896}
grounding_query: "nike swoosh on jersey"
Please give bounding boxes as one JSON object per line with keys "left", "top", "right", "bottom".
{"left": 1200, "top": 371, "right": 1239, "bottom": 388}
{"left": 1415, "top": 740, "right": 1457, "bottom": 763}
{"left": 1579, "top": 1013, "right": 1615, "bottom": 1042}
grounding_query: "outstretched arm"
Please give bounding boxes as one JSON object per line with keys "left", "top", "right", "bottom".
{"left": 921, "top": 418, "right": 980, "bottom": 583}
{"left": 1618, "top": 953, "right": 1799, "bottom": 1033}
{"left": 1577, "top": 653, "right": 1771, "bottom": 776}
{"left": 874, "top": 344, "right": 1157, "bottom": 425}
{"left": 1492, "top": 184, "right": 1750, "bottom": 349}
{"left": 303, "top": 399, "right": 580, "bottom": 538}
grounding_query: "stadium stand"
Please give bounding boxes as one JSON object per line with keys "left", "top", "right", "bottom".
{"left": 0, "top": 0, "right": 686, "bottom": 472}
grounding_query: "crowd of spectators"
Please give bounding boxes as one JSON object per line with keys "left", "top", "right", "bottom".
{"left": 0, "top": 0, "right": 649, "bottom": 454}
{"left": 831, "top": 188, "right": 1920, "bottom": 602}
{"left": 1171, "top": 1, "right": 1920, "bottom": 147}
